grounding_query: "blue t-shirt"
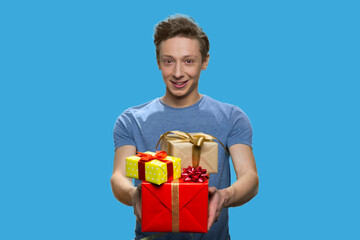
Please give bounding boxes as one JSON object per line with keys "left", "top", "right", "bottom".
{"left": 113, "top": 95, "right": 252, "bottom": 240}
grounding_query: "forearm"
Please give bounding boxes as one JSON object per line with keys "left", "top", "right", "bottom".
{"left": 110, "top": 145, "right": 137, "bottom": 206}
{"left": 110, "top": 172, "right": 137, "bottom": 206}
{"left": 221, "top": 171, "right": 259, "bottom": 208}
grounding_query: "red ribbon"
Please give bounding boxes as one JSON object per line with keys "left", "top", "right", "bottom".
{"left": 136, "top": 151, "right": 174, "bottom": 182}
{"left": 181, "top": 166, "right": 209, "bottom": 183}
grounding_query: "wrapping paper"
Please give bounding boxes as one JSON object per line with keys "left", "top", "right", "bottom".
{"left": 126, "top": 151, "right": 181, "bottom": 185}
{"left": 142, "top": 179, "right": 208, "bottom": 233}
{"left": 158, "top": 131, "right": 222, "bottom": 173}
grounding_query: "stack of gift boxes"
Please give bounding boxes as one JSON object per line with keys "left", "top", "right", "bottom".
{"left": 125, "top": 131, "right": 224, "bottom": 233}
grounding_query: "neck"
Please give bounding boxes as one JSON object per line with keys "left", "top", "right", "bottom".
{"left": 162, "top": 92, "right": 202, "bottom": 108}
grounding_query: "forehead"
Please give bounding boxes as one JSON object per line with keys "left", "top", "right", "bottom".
{"left": 159, "top": 36, "right": 201, "bottom": 57}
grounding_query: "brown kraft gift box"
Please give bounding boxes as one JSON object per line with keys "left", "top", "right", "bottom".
{"left": 157, "top": 131, "right": 227, "bottom": 174}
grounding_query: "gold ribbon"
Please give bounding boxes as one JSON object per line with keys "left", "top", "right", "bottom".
{"left": 171, "top": 179, "right": 179, "bottom": 232}
{"left": 156, "top": 130, "right": 228, "bottom": 168}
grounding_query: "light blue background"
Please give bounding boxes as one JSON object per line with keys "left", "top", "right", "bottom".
{"left": 1, "top": 1, "right": 359, "bottom": 239}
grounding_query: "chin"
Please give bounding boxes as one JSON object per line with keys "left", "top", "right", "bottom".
{"left": 171, "top": 92, "right": 188, "bottom": 99}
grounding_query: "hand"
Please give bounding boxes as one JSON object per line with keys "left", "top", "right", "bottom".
{"left": 208, "top": 186, "right": 226, "bottom": 230}
{"left": 131, "top": 184, "right": 142, "bottom": 223}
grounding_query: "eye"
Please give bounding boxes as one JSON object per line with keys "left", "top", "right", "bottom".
{"left": 162, "top": 59, "right": 173, "bottom": 64}
{"left": 185, "top": 59, "right": 194, "bottom": 64}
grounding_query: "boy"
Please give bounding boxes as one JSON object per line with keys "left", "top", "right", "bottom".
{"left": 111, "top": 14, "right": 259, "bottom": 240}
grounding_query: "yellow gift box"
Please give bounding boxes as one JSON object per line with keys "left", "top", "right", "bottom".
{"left": 126, "top": 151, "right": 181, "bottom": 185}
{"left": 157, "top": 131, "right": 228, "bottom": 174}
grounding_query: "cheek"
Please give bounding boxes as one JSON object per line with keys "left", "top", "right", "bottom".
{"left": 186, "top": 68, "right": 201, "bottom": 78}
{"left": 161, "top": 68, "right": 172, "bottom": 78}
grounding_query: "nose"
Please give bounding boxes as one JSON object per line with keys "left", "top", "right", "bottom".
{"left": 173, "top": 62, "right": 184, "bottom": 79}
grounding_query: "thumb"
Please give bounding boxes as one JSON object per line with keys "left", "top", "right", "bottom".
{"left": 208, "top": 186, "right": 217, "bottom": 197}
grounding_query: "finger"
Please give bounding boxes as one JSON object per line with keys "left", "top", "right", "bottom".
{"left": 207, "top": 209, "right": 215, "bottom": 230}
{"left": 207, "top": 220, "right": 214, "bottom": 230}
{"left": 208, "top": 209, "right": 221, "bottom": 229}
{"left": 135, "top": 207, "right": 142, "bottom": 223}
{"left": 207, "top": 198, "right": 217, "bottom": 230}
{"left": 133, "top": 190, "right": 142, "bottom": 223}
{"left": 134, "top": 208, "right": 139, "bottom": 223}
{"left": 138, "top": 205, "right": 142, "bottom": 222}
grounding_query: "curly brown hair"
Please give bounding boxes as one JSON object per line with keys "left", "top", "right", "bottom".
{"left": 154, "top": 14, "right": 210, "bottom": 62}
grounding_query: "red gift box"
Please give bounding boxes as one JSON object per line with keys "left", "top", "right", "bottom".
{"left": 141, "top": 179, "right": 208, "bottom": 233}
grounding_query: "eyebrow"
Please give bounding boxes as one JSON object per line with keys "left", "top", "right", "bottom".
{"left": 160, "top": 55, "right": 198, "bottom": 59}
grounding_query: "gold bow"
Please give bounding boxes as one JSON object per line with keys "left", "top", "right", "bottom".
{"left": 156, "top": 130, "right": 228, "bottom": 168}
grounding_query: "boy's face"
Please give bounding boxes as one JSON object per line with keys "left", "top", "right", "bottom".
{"left": 157, "top": 36, "right": 209, "bottom": 100}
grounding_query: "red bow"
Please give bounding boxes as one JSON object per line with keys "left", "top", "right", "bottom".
{"left": 136, "top": 151, "right": 167, "bottom": 161}
{"left": 181, "top": 166, "right": 209, "bottom": 183}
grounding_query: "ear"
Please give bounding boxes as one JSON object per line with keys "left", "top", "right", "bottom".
{"left": 157, "top": 58, "right": 161, "bottom": 70}
{"left": 201, "top": 54, "right": 210, "bottom": 70}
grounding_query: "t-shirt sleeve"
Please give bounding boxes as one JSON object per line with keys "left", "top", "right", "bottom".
{"left": 113, "top": 110, "right": 136, "bottom": 150}
{"left": 227, "top": 106, "right": 253, "bottom": 149}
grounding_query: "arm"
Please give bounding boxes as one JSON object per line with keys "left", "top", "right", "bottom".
{"left": 208, "top": 144, "right": 259, "bottom": 229}
{"left": 110, "top": 145, "right": 142, "bottom": 222}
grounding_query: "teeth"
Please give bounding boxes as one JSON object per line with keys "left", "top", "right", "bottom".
{"left": 175, "top": 81, "right": 186, "bottom": 85}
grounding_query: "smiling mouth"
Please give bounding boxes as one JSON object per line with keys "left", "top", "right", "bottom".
{"left": 171, "top": 80, "right": 189, "bottom": 88}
